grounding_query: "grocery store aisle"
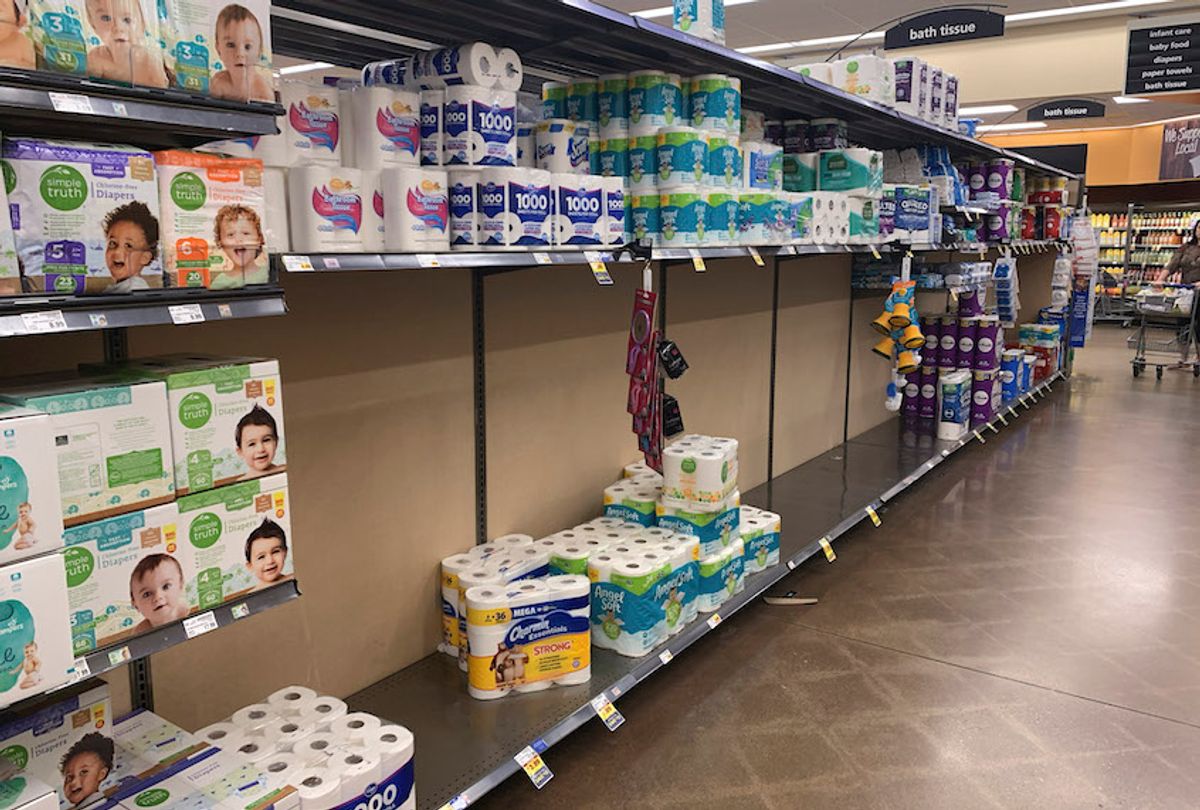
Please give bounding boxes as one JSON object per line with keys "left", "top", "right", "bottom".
{"left": 481, "top": 326, "right": 1200, "bottom": 809}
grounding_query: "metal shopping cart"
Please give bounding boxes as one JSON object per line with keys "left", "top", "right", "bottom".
{"left": 1128, "top": 283, "right": 1200, "bottom": 379}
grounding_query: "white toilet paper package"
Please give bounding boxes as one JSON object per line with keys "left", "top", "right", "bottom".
{"left": 381, "top": 167, "right": 450, "bottom": 252}
{"left": 443, "top": 84, "right": 516, "bottom": 166}
{"left": 662, "top": 434, "right": 739, "bottom": 510}
{"left": 590, "top": 546, "right": 699, "bottom": 656}
{"left": 656, "top": 490, "right": 739, "bottom": 555}
{"left": 739, "top": 506, "right": 781, "bottom": 574}
{"left": 602, "top": 479, "right": 660, "bottom": 526}
{"left": 281, "top": 80, "right": 342, "bottom": 166}
{"left": 288, "top": 166, "right": 366, "bottom": 253}
{"left": 477, "top": 167, "right": 551, "bottom": 248}
{"left": 348, "top": 85, "right": 421, "bottom": 169}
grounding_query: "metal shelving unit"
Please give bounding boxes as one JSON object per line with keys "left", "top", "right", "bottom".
{"left": 347, "top": 373, "right": 1062, "bottom": 810}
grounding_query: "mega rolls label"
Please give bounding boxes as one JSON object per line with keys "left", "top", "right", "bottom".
{"left": 467, "top": 595, "right": 589, "bottom": 693}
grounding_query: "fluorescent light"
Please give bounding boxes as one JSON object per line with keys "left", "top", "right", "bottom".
{"left": 1006, "top": 0, "right": 1170, "bottom": 23}
{"left": 737, "top": 30, "right": 882, "bottom": 54}
{"left": 278, "top": 61, "right": 334, "bottom": 75}
{"left": 737, "top": 41, "right": 799, "bottom": 54}
{"left": 1113, "top": 95, "right": 1152, "bottom": 104}
{"left": 976, "top": 121, "right": 1048, "bottom": 132}
{"left": 634, "top": 0, "right": 754, "bottom": 18}
{"left": 958, "top": 104, "right": 1019, "bottom": 116}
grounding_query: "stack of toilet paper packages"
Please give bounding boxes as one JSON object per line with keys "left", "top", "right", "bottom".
{"left": 672, "top": 0, "right": 725, "bottom": 45}
{"left": 187, "top": 686, "right": 415, "bottom": 810}
{"left": 792, "top": 55, "right": 959, "bottom": 131}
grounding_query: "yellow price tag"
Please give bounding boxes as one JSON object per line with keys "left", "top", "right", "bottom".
{"left": 988, "top": 422, "right": 1000, "bottom": 434}
{"left": 514, "top": 747, "right": 553, "bottom": 789}
{"left": 590, "top": 695, "right": 625, "bottom": 731}
{"left": 583, "top": 251, "right": 613, "bottom": 286}
{"left": 688, "top": 248, "right": 706, "bottom": 273}
{"left": 819, "top": 537, "right": 836, "bottom": 562}
{"left": 866, "top": 505, "right": 881, "bottom": 527}
{"left": 973, "top": 429, "right": 985, "bottom": 444}
{"left": 1008, "top": 406, "right": 1018, "bottom": 418}
{"left": 870, "top": 246, "right": 881, "bottom": 260}
{"left": 706, "top": 613, "right": 722, "bottom": 629}
{"left": 997, "top": 413, "right": 1009, "bottom": 426}
{"left": 748, "top": 246, "right": 765, "bottom": 266}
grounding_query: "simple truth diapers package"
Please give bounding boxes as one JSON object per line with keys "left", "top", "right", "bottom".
{"left": 63, "top": 502, "right": 184, "bottom": 654}
{"left": 154, "top": 150, "right": 268, "bottom": 289}
{"left": 164, "top": 0, "right": 273, "bottom": 101}
{"left": 1, "top": 374, "right": 174, "bottom": 526}
{"left": 0, "top": 405, "right": 64, "bottom": 566}
{"left": 177, "top": 472, "right": 292, "bottom": 610}
{"left": 0, "top": 553, "right": 73, "bottom": 708}
{"left": 30, "top": 0, "right": 168, "bottom": 86}
{"left": 1, "top": 138, "right": 164, "bottom": 294}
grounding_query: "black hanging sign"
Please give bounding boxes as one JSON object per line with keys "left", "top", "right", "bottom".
{"left": 1027, "top": 99, "right": 1106, "bottom": 121}
{"left": 884, "top": 9, "right": 1005, "bottom": 49}
{"left": 1126, "top": 16, "right": 1200, "bottom": 95}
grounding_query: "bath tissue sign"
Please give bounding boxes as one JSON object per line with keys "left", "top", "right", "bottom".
{"left": 883, "top": 9, "right": 1004, "bottom": 49}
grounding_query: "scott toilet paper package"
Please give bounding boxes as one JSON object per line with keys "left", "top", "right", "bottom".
{"left": 0, "top": 553, "right": 73, "bottom": 707}
{"left": 2, "top": 138, "right": 163, "bottom": 293}
{"left": 176, "top": 472, "right": 292, "bottom": 609}
{"left": 535, "top": 119, "right": 589, "bottom": 175}
{"left": 477, "top": 167, "right": 551, "bottom": 249}
{"left": 30, "top": 0, "right": 168, "bottom": 86}
{"left": 163, "top": 0, "right": 273, "bottom": 100}
{"left": 154, "top": 150, "right": 268, "bottom": 290}
{"left": 288, "top": 166, "right": 365, "bottom": 253}
{"left": 281, "top": 80, "right": 342, "bottom": 165}
{"left": 381, "top": 167, "right": 450, "bottom": 252}
{"left": 0, "top": 405, "right": 64, "bottom": 566}
{"left": 443, "top": 84, "right": 517, "bottom": 166}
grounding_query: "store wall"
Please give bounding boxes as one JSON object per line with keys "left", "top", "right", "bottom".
{"left": 985, "top": 124, "right": 1166, "bottom": 186}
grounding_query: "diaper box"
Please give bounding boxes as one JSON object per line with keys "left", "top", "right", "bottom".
{"left": 0, "top": 553, "right": 74, "bottom": 708}
{"left": 63, "top": 503, "right": 185, "bottom": 655}
{"left": 0, "top": 405, "right": 64, "bottom": 566}
{"left": 29, "top": 0, "right": 168, "bottom": 86}
{"left": 163, "top": 0, "right": 273, "bottom": 102}
{"left": 113, "top": 709, "right": 203, "bottom": 770}
{"left": 1, "top": 139, "right": 164, "bottom": 294}
{"left": 0, "top": 173, "right": 20, "bottom": 295}
{"left": 116, "top": 747, "right": 299, "bottom": 810}
{"left": 0, "top": 775, "right": 56, "bottom": 810}
{"left": 91, "top": 355, "right": 287, "bottom": 495}
{"left": 176, "top": 473, "right": 292, "bottom": 610}
{"left": 153, "top": 151, "right": 268, "bottom": 290}
{"left": 1, "top": 375, "right": 174, "bottom": 526}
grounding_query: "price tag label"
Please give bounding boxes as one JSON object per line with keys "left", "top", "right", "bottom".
{"left": 866, "top": 505, "right": 881, "bottom": 527}
{"left": 281, "top": 255, "right": 313, "bottom": 273}
{"left": 49, "top": 92, "right": 94, "bottom": 114}
{"left": 183, "top": 611, "right": 218, "bottom": 638}
{"left": 218, "top": 304, "right": 233, "bottom": 319}
{"left": 322, "top": 257, "right": 341, "bottom": 269}
{"left": 997, "top": 413, "right": 1009, "bottom": 426}
{"left": 584, "top": 251, "right": 613, "bottom": 286}
{"left": 706, "top": 613, "right": 722, "bottom": 629}
{"left": 168, "top": 304, "right": 205, "bottom": 325}
{"left": 439, "top": 797, "right": 469, "bottom": 810}
{"left": 819, "top": 537, "right": 836, "bottom": 562}
{"left": 71, "top": 656, "right": 91, "bottom": 682}
{"left": 111, "top": 102, "right": 128, "bottom": 117}
{"left": 870, "top": 246, "right": 881, "bottom": 260}
{"left": 941, "top": 448, "right": 950, "bottom": 457}
{"left": 416, "top": 253, "right": 441, "bottom": 268}
{"left": 22, "top": 310, "right": 68, "bottom": 334}
{"left": 786, "top": 559, "right": 797, "bottom": 570}
{"left": 973, "top": 429, "right": 985, "bottom": 444}
{"left": 88, "top": 313, "right": 109, "bottom": 328}
{"left": 1020, "top": 396, "right": 1031, "bottom": 409}
{"left": 590, "top": 695, "right": 625, "bottom": 731}
{"left": 978, "top": 248, "right": 986, "bottom": 260}
{"left": 514, "top": 747, "right": 553, "bottom": 790}
{"left": 658, "top": 649, "right": 673, "bottom": 665}
{"left": 688, "top": 248, "right": 706, "bottom": 273}
{"left": 780, "top": 244, "right": 797, "bottom": 255}
{"left": 230, "top": 602, "right": 250, "bottom": 620}
{"left": 107, "top": 647, "right": 131, "bottom": 667}
{"left": 747, "top": 246, "right": 765, "bottom": 266}
{"left": 988, "top": 422, "right": 1000, "bottom": 434}
{"left": 533, "top": 252, "right": 552, "bottom": 265}
{"left": 1007, "top": 406, "right": 1018, "bottom": 418}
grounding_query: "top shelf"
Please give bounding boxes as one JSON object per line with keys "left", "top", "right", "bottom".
{"left": 270, "top": 0, "right": 1075, "bottom": 179}
{"left": 0, "top": 68, "right": 282, "bottom": 149}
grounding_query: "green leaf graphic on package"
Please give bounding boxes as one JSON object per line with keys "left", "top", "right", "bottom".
{"left": 39, "top": 165, "right": 87, "bottom": 211}
{"left": 170, "top": 172, "right": 207, "bottom": 211}
{"left": 0, "top": 457, "right": 30, "bottom": 551}
{"left": 0, "top": 600, "right": 36, "bottom": 693}
{"left": 0, "top": 161, "right": 14, "bottom": 196}
{"left": 134, "top": 788, "right": 171, "bottom": 807}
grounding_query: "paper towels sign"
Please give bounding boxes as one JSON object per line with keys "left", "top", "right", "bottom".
{"left": 289, "top": 98, "right": 340, "bottom": 154}
{"left": 312, "top": 185, "right": 363, "bottom": 234}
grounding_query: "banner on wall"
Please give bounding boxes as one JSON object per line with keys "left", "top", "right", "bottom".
{"left": 1159, "top": 117, "right": 1200, "bottom": 180}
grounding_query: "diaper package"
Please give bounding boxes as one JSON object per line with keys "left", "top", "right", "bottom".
{"left": 1, "top": 375, "right": 174, "bottom": 526}
{"left": 63, "top": 503, "right": 185, "bottom": 654}
{"left": 94, "top": 354, "right": 287, "bottom": 495}
{"left": 30, "top": 0, "right": 168, "bottom": 86}
{"left": 1, "top": 138, "right": 164, "bottom": 294}
{"left": 153, "top": 150, "right": 268, "bottom": 289}
{"left": 164, "top": 0, "right": 273, "bottom": 101}
{"left": 0, "top": 405, "right": 64, "bottom": 566}
{"left": 0, "top": 553, "right": 73, "bottom": 708}
{"left": 0, "top": 0, "right": 35, "bottom": 69}
{"left": 176, "top": 472, "right": 292, "bottom": 610}
{"left": 118, "top": 747, "right": 300, "bottom": 810}
{"left": 113, "top": 708, "right": 203, "bottom": 769}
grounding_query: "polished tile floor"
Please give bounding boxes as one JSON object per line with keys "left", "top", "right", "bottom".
{"left": 480, "top": 326, "right": 1200, "bottom": 809}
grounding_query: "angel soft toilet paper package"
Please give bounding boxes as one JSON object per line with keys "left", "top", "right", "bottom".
{"left": 739, "top": 505, "right": 781, "bottom": 574}
{"left": 0, "top": 405, "right": 63, "bottom": 566}
{"left": 656, "top": 490, "right": 740, "bottom": 556}
{"left": 2, "top": 138, "right": 163, "bottom": 293}
{"left": 602, "top": 479, "right": 660, "bottom": 527}
{"left": 0, "top": 553, "right": 73, "bottom": 707}
{"left": 176, "top": 472, "right": 292, "bottom": 610}
{"left": 696, "top": 538, "right": 745, "bottom": 614}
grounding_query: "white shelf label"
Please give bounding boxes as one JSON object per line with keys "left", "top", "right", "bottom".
{"left": 281, "top": 255, "right": 313, "bottom": 273}
{"left": 786, "top": 559, "right": 797, "bottom": 570}
{"left": 217, "top": 304, "right": 233, "bottom": 319}
{"left": 322, "top": 257, "right": 341, "bottom": 269}
{"left": 88, "top": 313, "right": 109, "bottom": 328}
{"left": 22, "top": 310, "right": 68, "bottom": 333}
{"left": 230, "top": 602, "right": 250, "bottom": 620}
{"left": 533, "top": 252, "right": 552, "bottom": 265}
{"left": 590, "top": 694, "right": 625, "bottom": 731}
{"left": 71, "top": 656, "right": 91, "bottom": 682}
{"left": 48, "top": 92, "right": 94, "bottom": 114}
{"left": 706, "top": 613, "right": 722, "bottom": 629}
{"left": 514, "top": 746, "right": 553, "bottom": 789}
{"left": 107, "top": 646, "right": 131, "bottom": 667}
{"left": 168, "top": 304, "right": 205, "bottom": 325}
{"left": 183, "top": 611, "right": 218, "bottom": 638}
{"left": 416, "top": 253, "right": 442, "bottom": 268}
{"left": 658, "top": 649, "right": 673, "bottom": 665}
{"left": 111, "top": 102, "right": 128, "bottom": 117}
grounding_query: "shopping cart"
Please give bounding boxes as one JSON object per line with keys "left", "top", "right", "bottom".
{"left": 1128, "top": 283, "right": 1200, "bottom": 379}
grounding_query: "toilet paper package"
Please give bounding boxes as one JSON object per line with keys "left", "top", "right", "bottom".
{"left": 535, "top": 119, "right": 589, "bottom": 174}
{"left": 164, "top": 0, "right": 273, "bottom": 100}
{"left": 597, "top": 73, "right": 629, "bottom": 137}
{"left": 0, "top": 406, "right": 63, "bottom": 566}
{"left": 810, "top": 191, "right": 849, "bottom": 245}
{"left": 673, "top": 0, "right": 724, "bottom": 44}
{"left": 696, "top": 541, "right": 743, "bottom": 614}
{"left": 361, "top": 170, "right": 386, "bottom": 252}
{"left": 478, "top": 167, "right": 551, "bottom": 249}
{"left": 737, "top": 191, "right": 774, "bottom": 245}
{"left": 515, "top": 124, "right": 535, "bottom": 168}
{"left": 891, "top": 57, "right": 924, "bottom": 117}
{"left": 894, "top": 185, "right": 932, "bottom": 240}
{"left": 782, "top": 152, "right": 817, "bottom": 192}
{"left": 540, "top": 80, "right": 567, "bottom": 119}
{"left": 419, "top": 90, "right": 443, "bottom": 166}
{"left": 381, "top": 167, "right": 450, "bottom": 251}
{"left": 688, "top": 74, "right": 739, "bottom": 132}
{"left": 602, "top": 177, "right": 627, "bottom": 246}
{"left": 262, "top": 167, "right": 290, "bottom": 253}
{"left": 929, "top": 67, "right": 944, "bottom": 125}
{"left": 421, "top": 42, "right": 498, "bottom": 87}
{"left": 589, "top": 555, "right": 661, "bottom": 657}
{"left": 656, "top": 491, "right": 739, "bottom": 555}
{"left": 2, "top": 375, "right": 173, "bottom": 526}
{"left": 793, "top": 62, "right": 833, "bottom": 85}
{"left": 740, "top": 506, "right": 781, "bottom": 574}
{"left": 832, "top": 54, "right": 892, "bottom": 104}
{"left": 281, "top": 80, "right": 342, "bottom": 166}
{"left": 176, "top": 472, "right": 292, "bottom": 610}
{"left": 705, "top": 132, "right": 741, "bottom": 188}
{"left": 448, "top": 170, "right": 478, "bottom": 249}
{"left": 937, "top": 369, "right": 970, "bottom": 441}
{"left": 630, "top": 192, "right": 660, "bottom": 245}
{"left": 971, "top": 369, "right": 996, "bottom": 426}
{"left": 602, "top": 479, "right": 660, "bottom": 527}
{"left": 348, "top": 85, "right": 421, "bottom": 169}
{"left": 566, "top": 77, "right": 598, "bottom": 126}
{"left": 587, "top": 131, "right": 601, "bottom": 175}
{"left": 704, "top": 190, "right": 739, "bottom": 245}
{"left": 552, "top": 173, "right": 604, "bottom": 247}
{"left": 63, "top": 502, "right": 183, "bottom": 653}
{"left": 658, "top": 187, "right": 706, "bottom": 247}
{"left": 153, "top": 150, "right": 267, "bottom": 290}
{"left": 627, "top": 134, "right": 658, "bottom": 192}
{"left": 30, "top": 0, "right": 168, "bottom": 86}
{"left": 743, "top": 140, "right": 783, "bottom": 190}
{"left": 943, "top": 74, "right": 959, "bottom": 130}
{"left": 0, "top": 553, "right": 71, "bottom": 706}
{"left": 790, "top": 192, "right": 815, "bottom": 243}
{"left": 848, "top": 196, "right": 879, "bottom": 244}
{"left": 2, "top": 138, "right": 164, "bottom": 293}
{"left": 443, "top": 84, "right": 517, "bottom": 166}
{"left": 288, "top": 166, "right": 365, "bottom": 253}
{"left": 808, "top": 118, "right": 848, "bottom": 151}
{"left": 466, "top": 576, "right": 590, "bottom": 700}
{"left": 656, "top": 126, "right": 706, "bottom": 188}
{"left": 596, "top": 136, "right": 628, "bottom": 178}
{"left": 662, "top": 434, "right": 738, "bottom": 509}
{"left": 628, "top": 70, "right": 684, "bottom": 134}
{"left": 818, "top": 149, "right": 882, "bottom": 195}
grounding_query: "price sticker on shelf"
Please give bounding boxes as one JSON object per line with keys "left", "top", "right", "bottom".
{"left": 688, "top": 248, "right": 707, "bottom": 273}
{"left": 218, "top": 304, "right": 233, "bottom": 319}
{"left": 22, "top": 310, "right": 67, "bottom": 334}
{"left": 870, "top": 246, "right": 881, "bottom": 260}
{"left": 866, "top": 505, "right": 881, "bottom": 527}
{"left": 584, "top": 251, "right": 613, "bottom": 286}
{"left": 787, "top": 559, "right": 797, "bottom": 570}
{"left": 533, "top": 252, "right": 552, "bottom": 265}
{"left": 88, "top": 313, "right": 109, "bottom": 328}
{"left": 706, "top": 613, "right": 722, "bottom": 629}
{"left": 281, "top": 255, "right": 313, "bottom": 273}
{"left": 747, "top": 246, "right": 765, "bottom": 266}
{"left": 1020, "top": 396, "right": 1031, "bottom": 409}
{"left": 590, "top": 694, "right": 625, "bottom": 731}
{"left": 416, "top": 253, "right": 441, "bottom": 268}
{"left": 71, "top": 656, "right": 91, "bottom": 682}
{"left": 658, "top": 648, "right": 673, "bottom": 665}
{"left": 987, "top": 422, "right": 1000, "bottom": 434}
{"left": 997, "top": 413, "right": 1008, "bottom": 426}
{"left": 168, "top": 304, "right": 205, "bottom": 325}
{"left": 230, "top": 602, "right": 250, "bottom": 620}
{"left": 440, "top": 797, "right": 469, "bottom": 810}
{"left": 819, "top": 537, "right": 836, "bottom": 562}
{"left": 941, "top": 448, "right": 950, "bottom": 457}
{"left": 514, "top": 747, "right": 553, "bottom": 789}
{"left": 973, "top": 429, "right": 985, "bottom": 444}
{"left": 183, "top": 611, "right": 218, "bottom": 638}
{"left": 49, "top": 92, "right": 94, "bottom": 114}
{"left": 111, "top": 101, "right": 128, "bottom": 117}
{"left": 107, "top": 647, "right": 131, "bottom": 667}
{"left": 1007, "top": 406, "right": 1019, "bottom": 418}
{"left": 322, "top": 257, "right": 341, "bottom": 269}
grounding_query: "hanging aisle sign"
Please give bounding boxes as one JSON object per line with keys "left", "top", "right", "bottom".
{"left": 884, "top": 9, "right": 1005, "bottom": 49}
{"left": 1126, "top": 15, "right": 1200, "bottom": 95}
{"left": 1026, "top": 99, "right": 1105, "bottom": 121}
{"left": 1159, "top": 117, "right": 1200, "bottom": 180}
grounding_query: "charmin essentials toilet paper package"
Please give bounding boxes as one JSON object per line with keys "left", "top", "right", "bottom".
{"left": 164, "top": 0, "right": 273, "bottom": 100}
{"left": 465, "top": 576, "right": 590, "bottom": 700}
{"left": 153, "top": 150, "right": 267, "bottom": 290}
{"left": 177, "top": 472, "right": 291, "bottom": 610}
{"left": 288, "top": 166, "right": 365, "bottom": 253}
{"left": 62, "top": 503, "right": 183, "bottom": 653}
{"left": 0, "top": 406, "right": 64, "bottom": 566}
{"left": 0, "top": 553, "right": 73, "bottom": 708}
{"left": 739, "top": 505, "right": 780, "bottom": 574}
{"left": 1, "top": 375, "right": 173, "bottom": 526}
{"left": 1, "top": 138, "right": 163, "bottom": 294}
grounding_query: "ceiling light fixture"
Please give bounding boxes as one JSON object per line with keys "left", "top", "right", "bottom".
{"left": 278, "top": 61, "right": 334, "bottom": 75}
{"left": 634, "top": 0, "right": 755, "bottom": 18}
{"left": 1113, "top": 95, "right": 1152, "bottom": 104}
{"left": 976, "top": 121, "right": 1049, "bottom": 132}
{"left": 957, "top": 104, "right": 1020, "bottom": 116}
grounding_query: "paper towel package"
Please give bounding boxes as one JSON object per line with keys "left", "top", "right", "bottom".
{"left": 288, "top": 166, "right": 365, "bottom": 253}
{"left": 2, "top": 138, "right": 163, "bottom": 293}
{"left": 153, "top": 150, "right": 268, "bottom": 290}
{"left": 381, "top": 167, "right": 450, "bottom": 252}
{"left": 176, "top": 472, "right": 292, "bottom": 610}
{"left": 2, "top": 375, "right": 173, "bottom": 526}
{"left": 628, "top": 70, "right": 683, "bottom": 133}
{"left": 28, "top": 0, "right": 167, "bottom": 85}
{"left": 347, "top": 85, "right": 421, "bottom": 169}
{"left": 0, "top": 553, "right": 73, "bottom": 708}
{"left": 443, "top": 84, "right": 517, "bottom": 166}
{"left": 262, "top": 167, "right": 289, "bottom": 253}
{"left": 63, "top": 503, "right": 184, "bottom": 653}
{"left": 658, "top": 187, "right": 706, "bottom": 247}
{"left": 359, "top": 170, "right": 385, "bottom": 252}
{"left": 448, "top": 171, "right": 478, "bottom": 248}
{"left": 281, "top": 80, "right": 342, "bottom": 166}
{"left": 0, "top": 405, "right": 63, "bottom": 566}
